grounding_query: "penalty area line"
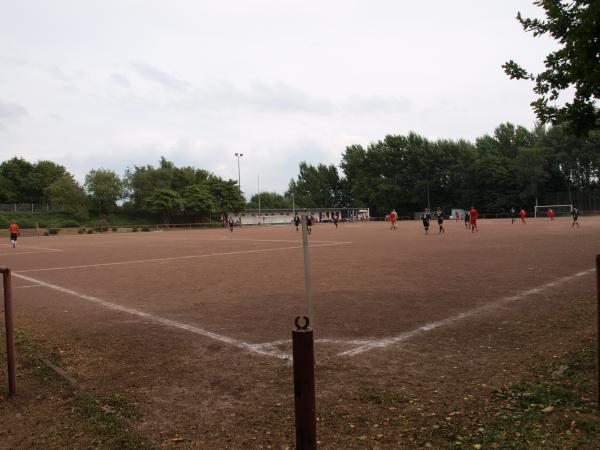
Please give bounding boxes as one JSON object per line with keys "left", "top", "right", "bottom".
{"left": 18, "top": 241, "right": 351, "bottom": 273}
{"left": 13, "top": 272, "right": 291, "bottom": 361}
{"left": 339, "top": 268, "right": 595, "bottom": 357}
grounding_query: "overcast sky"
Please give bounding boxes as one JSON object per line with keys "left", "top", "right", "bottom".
{"left": 0, "top": 1, "right": 556, "bottom": 198}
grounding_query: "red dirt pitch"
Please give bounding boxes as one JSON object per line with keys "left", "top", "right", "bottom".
{"left": 0, "top": 216, "right": 599, "bottom": 448}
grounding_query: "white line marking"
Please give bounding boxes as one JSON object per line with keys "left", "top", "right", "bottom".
{"left": 12, "top": 272, "right": 291, "bottom": 360}
{"left": 339, "top": 268, "right": 596, "bottom": 357}
{"left": 18, "top": 241, "right": 350, "bottom": 273}
{"left": 0, "top": 245, "right": 63, "bottom": 252}
{"left": 253, "top": 338, "right": 375, "bottom": 349}
{"left": 0, "top": 250, "right": 63, "bottom": 256}
{"left": 15, "top": 284, "right": 42, "bottom": 289}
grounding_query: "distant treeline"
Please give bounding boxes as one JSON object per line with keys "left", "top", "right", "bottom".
{"left": 286, "top": 123, "right": 600, "bottom": 216}
{"left": 3, "top": 123, "right": 598, "bottom": 222}
{"left": 0, "top": 156, "right": 244, "bottom": 223}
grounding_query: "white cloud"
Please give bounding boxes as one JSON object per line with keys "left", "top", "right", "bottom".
{"left": 0, "top": 0, "right": 559, "bottom": 193}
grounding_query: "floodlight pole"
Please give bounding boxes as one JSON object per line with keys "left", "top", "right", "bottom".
{"left": 234, "top": 153, "right": 244, "bottom": 191}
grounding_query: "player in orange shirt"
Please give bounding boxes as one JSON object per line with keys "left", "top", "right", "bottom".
{"left": 520, "top": 208, "right": 527, "bottom": 224}
{"left": 469, "top": 207, "right": 478, "bottom": 233}
{"left": 9, "top": 222, "right": 20, "bottom": 248}
{"left": 548, "top": 208, "right": 555, "bottom": 221}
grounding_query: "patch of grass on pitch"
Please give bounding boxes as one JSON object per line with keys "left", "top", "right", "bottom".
{"left": 75, "top": 394, "right": 152, "bottom": 449}
{"left": 448, "top": 346, "right": 599, "bottom": 449}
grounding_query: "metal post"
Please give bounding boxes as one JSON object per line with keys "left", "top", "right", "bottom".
{"left": 301, "top": 215, "right": 314, "bottom": 326}
{"left": 2, "top": 268, "right": 16, "bottom": 395}
{"left": 597, "top": 255, "right": 600, "bottom": 412}
{"left": 293, "top": 316, "right": 316, "bottom": 450}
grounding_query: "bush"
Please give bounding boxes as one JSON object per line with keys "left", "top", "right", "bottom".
{"left": 87, "top": 229, "right": 94, "bottom": 234}
{"left": 78, "top": 227, "right": 86, "bottom": 234}
{"left": 43, "top": 231, "right": 49, "bottom": 236}
{"left": 47, "top": 228, "right": 60, "bottom": 235}
{"left": 141, "top": 226, "right": 150, "bottom": 232}
{"left": 62, "top": 220, "right": 80, "bottom": 228}
{"left": 132, "top": 226, "right": 138, "bottom": 232}
{"left": 112, "top": 227, "right": 118, "bottom": 232}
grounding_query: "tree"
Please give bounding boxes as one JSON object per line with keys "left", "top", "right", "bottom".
{"left": 503, "top": 1, "right": 600, "bottom": 135}
{"left": 286, "top": 162, "right": 342, "bottom": 208}
{"left": 206, "top": 177, "right": 245, "bottom": 214}
{"left": 44, "top": 175, "right": 89, "bottom": 219}
{"left": 247, "top": 192, "right": 292, "bottom": 209}
{"left": 146, "top": 187, "right": 184, "bottom": 224}
{"left": 30, "top": 161, "right": 68, "bottom": 203}
{"left": 0, "top": 157, "right": 35, "bottom": 202}
{"left": 85, "top": 169, "right": 125, "bottom": 213}
{"left": 183, "top": 184, "right": 216, "bottom": 219}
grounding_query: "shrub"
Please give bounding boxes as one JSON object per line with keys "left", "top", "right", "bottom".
{"left": 132, "top": 226, "right": 138, "bottom": 232}
{"left": 62, "top": 220, "right": 80, "bottom": 228}
{"left": 112, "top": 227, "right": 118, "bottom": 232}
{"left": 43, "top": 231, "right": 49, "bottom": 236}
{"left": 141, "top": 226, "right": 150, "bottom": 232}
{"left": 48, "top": 228, "right": 60, "bottom": 235}
{"left": 87, "top": 229, "right": 94, "bottom": 234}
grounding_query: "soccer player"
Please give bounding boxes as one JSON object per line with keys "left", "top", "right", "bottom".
{"left": 306, "top": 212, "right": 313, "bottom": 234}
{"left": 455, "top": 211, "right": 460, "bottom": 222}
{"left": 293, "top": 213, "right": 300, "bottom": 231}
{"left": 548, "top": 208, "right": 555, "bottom": 221}
{"left": 469, "top": 206, "right": 478, "bottom": 233}
{"left": 228, "top": 217, "right": 235, "bottom": 232}
{"left": 510, "top": 207, "right": 516, "bottom": 224}
{"left": 464, "top": 208, "right": 470, "bottom": 229}
{"left": 389, "top": 209, "right": 398, "bottom": 230}
{"left": 520, "top": 208, "right": 527, "bottom": 224}
{"left": 9, "top": 222, "right": 19, "bottom": 248}
{"left": 435, "top": 207, "right": 445, "bottom": 234}
{"left": 571, "top": 206, "right": 579, "bottom": 228}
{"left": 333, "top": 212, "right": 339, "bottom": 228}
{"left": 422, "top": 208, "right": 431, "bottom": 235}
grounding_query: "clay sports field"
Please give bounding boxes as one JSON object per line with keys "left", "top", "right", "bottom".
{"left": 1, "top": 217, "right": 599, "bottom": 448}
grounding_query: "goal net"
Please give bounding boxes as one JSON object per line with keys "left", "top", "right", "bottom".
{"left": 534, "top": 204, "right": 572, "bottom": 218}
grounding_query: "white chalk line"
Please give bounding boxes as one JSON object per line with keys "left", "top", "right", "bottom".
{"left": 252, "top": 337, "right": 376, "bottom": 351}
{"left": 0, "top": 250, "right": 65, "bottom": 257}
{"left": 12, "top": 272, "right": 291, "bottom": 360}
{"left": 338, "top": 268, "right": 595, "bottom": 357}
{"left": 0, "top": 244, "right": 63, "bottom": 252}
{"left": 18, "top": 241, "right": 351, "bottom": 273}
{"left": 14, "top": 284, "right": 43, "bottom": 289}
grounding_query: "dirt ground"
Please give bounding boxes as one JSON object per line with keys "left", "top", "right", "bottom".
{"left": 0, "top": 216, "right": 599, "bottom": 449}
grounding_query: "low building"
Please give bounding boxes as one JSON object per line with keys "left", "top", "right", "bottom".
{"left": 230, "top": 207, "right": 370, "bottom": 226}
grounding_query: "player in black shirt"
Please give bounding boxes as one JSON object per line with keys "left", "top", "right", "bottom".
{"left": 422, "top": 208, "right": 431, "bottom": 235}
{"left": 571, "top": 207, "right": 579, "bottom": 228}
{"left": 435, "top": 207, "right": 445, "bottom": 234}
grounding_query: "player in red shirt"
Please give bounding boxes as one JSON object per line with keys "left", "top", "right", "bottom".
{"left": 548, "top": 208, "right": 555, "bottom": 221}
{"left": 469, "top": 207, "right": 478, "bottom": 233}
{"left": 9, "top": 222, "right": 19, "bottom": 248}
{"left": 520, "top": 208, "right": 527, "bottom": 224}
{"left": 389, "top": 209, "right": 398, "bottom": 230}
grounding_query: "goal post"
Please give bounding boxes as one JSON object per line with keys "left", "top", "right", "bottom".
{"left": 534, "top": 204, "right": 572, "bottom": 218}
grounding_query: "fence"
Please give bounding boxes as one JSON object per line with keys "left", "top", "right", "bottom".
{"left": 0, "top": 203, "right": 51, "bottom": 213}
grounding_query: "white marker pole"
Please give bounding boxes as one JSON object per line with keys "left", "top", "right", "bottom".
{"left": 301, "top": 214, "right": 314, "bottom": 327}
